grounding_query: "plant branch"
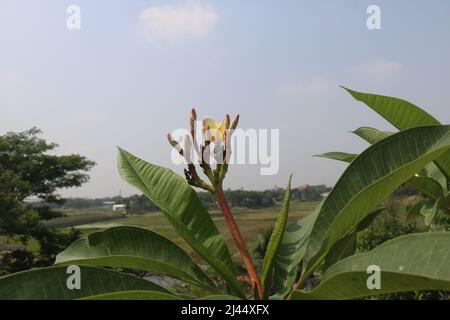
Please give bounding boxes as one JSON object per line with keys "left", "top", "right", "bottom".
{"left": 215, "top": 187, "right": 263, "bottom": 299}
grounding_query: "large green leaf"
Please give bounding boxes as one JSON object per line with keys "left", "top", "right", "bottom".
{"left": 293, "top": 232, "right": 450, "bottom": 300}
{"left": 0, "top": 266, "right": 168, "bottom": 300}
{"left": 117, "top": 148, "right": 244, "bottom": 298}
{"left": 270, "top": 203, "right": 322, "bottom": 299}
{"left": 260, "top": 175, "right": 291, "bottom": 298}
{"left": 352, "top": 127, "right": 447, "bottom": 193}
{"left": 325, "top": 126, "right": 446, "bottom": 198}
{"left": 343, "top": 87, "right": 441, "bottom": 129}
{"left": 82, "top": 290, "right": 181, "bottom": 300}
{"left": 319, "top": 150, "right": 446, "bottom": 199}
{"left": 352, "top": 127, "right": 392, "bottom": 144}
{"left": 343, "top": 87, "right": 450, "bottom": 181}
{"left": 303, "top": 125, "right": 450, "bottom": 280}
{"left": 55, "top": 226, "right": 216, "bottom": 292}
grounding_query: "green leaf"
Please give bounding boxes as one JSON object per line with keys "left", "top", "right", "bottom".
{"left": 435, "top": 152, "right": 450, "bottom": 182}
{"left": 260, "top": 175, "right": 291, "bottom": 298}
{"left": 325, "top": 127, "right": 447, "bottom": 198}
{"left": 303, "top": 125, "right": 450, "bottom": 280}
{"left": 82, "top": 290, "right": 181, "bottom": 300}
{"left": 323, "top": 233, "right": 356, "bottom": 271}
{"left": 420, "top": 198, "right": 441, "bottom": 226}
{"left": 318, "top": 151, "right": 446, "bottom": 206}
{"left": 0, "top": 266, "right": 168, "bottom": 300}
{"left": 55, "top": 226, "right": 216, "bottom": 292}
{"left": 352, "top": 127, "right": 393, "bottom": 144}
{"left": 117, "top": 148, "right": 244, "bottom": 298}
{"left": 355, "top": 208, "right": 385, "bottom": 232}
{"left": 352, "top": 127, "right": 447, "bottom": 194}
{"left": 406, "top": 200, "right": 429, "bottom": 223}
{"left": 421, "top": 163, "right": 449, "bottom": 193}
{"left": 319, "top": 151, "right": 446, "bottom": 200}
{"left": 343, "top": 87, "right": 450, "bottom": 181}
{"left": 323, "top": 208, "right": 384, "bottom": 271}
{"left": 293, "top": 232, "right": 450, "bottom": 300}
{"left": 314, "top": 152, "right": 356, "bottom": 163}
{"left": 342, "top": 87, "right": 441, "bottom": 130}
{"left": 407, "top": 176, "right": 444, "bottom": 200}
{"left": 270, "top": 202, "right": 322, "bottom": 299}
{"left": 355, "top": 128, "right": 447, "bottom": 196}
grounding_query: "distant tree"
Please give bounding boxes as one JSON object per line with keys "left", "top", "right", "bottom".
{"left": 0, "top": 128, "right": 95, "bottom": 273}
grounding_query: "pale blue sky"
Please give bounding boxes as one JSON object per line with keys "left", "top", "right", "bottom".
{"left": 1, "top": 0, "right": 449, "bottom": 197}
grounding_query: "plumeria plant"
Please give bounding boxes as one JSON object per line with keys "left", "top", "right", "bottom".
{"left": 167, "top": 109, "right": 263, "bottom": 297}
{"left": 1, "top": 88, "right": 450, "bottom": 300}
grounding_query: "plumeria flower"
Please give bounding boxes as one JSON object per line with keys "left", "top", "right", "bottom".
{"left": 202, "top": 116, "right": 229, "bottom": 142}
{"left": 167, "top": 108, "right": 239, "bottom": 191}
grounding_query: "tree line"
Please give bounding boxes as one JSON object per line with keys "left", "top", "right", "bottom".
{"left": 61, "top": 184, "right": 331, "bottom": 212}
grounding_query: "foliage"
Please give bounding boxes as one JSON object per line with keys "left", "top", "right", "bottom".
{"left": 355, "top": 201, "right": 450, "bottom": 300}
{"left": 0, "top": 128, "right": 94, "bottom": 273}
{"left": 251, "top": 229, "right": 272, "bottom": 266}
{"left": 1, "top": 89, "right": 450, "bottom": 300}
{"left": 317, "top": 88, "right": 450, "bottom": 226}
{"left": 357, "top": 202, "right": 418, "bottom": 252}
{"left": 293, "top": 232, "right": 450, "bottom": 299}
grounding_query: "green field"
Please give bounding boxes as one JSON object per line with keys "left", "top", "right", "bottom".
{"left": 0, "top": 200, "right": 318, "bottom": 256}
{"left": 66, "top": 200, "right": 318, "bottom": 253}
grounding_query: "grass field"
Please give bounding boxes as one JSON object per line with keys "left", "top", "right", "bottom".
{"left": 69, "top": 200, "right": 318, "bottom": 251}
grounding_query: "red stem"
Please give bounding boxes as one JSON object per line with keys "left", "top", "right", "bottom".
{"left": 215, "top": 188, "right": 263, "bottom": 299}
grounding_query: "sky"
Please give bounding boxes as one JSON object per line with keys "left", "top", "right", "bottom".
{"left": 1, "top": 0, "right": 450, "bottom": 198}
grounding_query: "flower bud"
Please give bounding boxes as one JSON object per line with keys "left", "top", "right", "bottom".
{"left": 190, "top": 108, "right": 197, "bottom": 132}
{"left": 167, "top": 133, "right": 183, "bottom": 154}
{"left": 166, "top": 133, "right": 174, "bottom": 145}
{"left": 230, "top": 114, "right": 240, "bottom": 130}
{"left": 190, "top": 108, "right": 197, "bottom": 122}
{"left": 183, "top": 135, "right": 192, "bottom": 163}
{"left": 225, "top": 114, "right": 230, "bottom": 129}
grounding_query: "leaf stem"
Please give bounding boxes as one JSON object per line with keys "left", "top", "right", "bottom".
{"left": 215, "top": 187, "right": 263, "bottom": 299}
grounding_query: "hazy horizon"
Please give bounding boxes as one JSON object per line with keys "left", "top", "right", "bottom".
{"left": 2, "top": 0, "right": 450, "bottom": 197}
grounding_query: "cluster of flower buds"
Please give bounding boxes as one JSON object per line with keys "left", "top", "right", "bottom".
{"left": 167, "top": 108, "right": 239, "bottom": 192}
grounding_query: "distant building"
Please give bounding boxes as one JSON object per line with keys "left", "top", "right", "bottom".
{"left": 297, "top": 184, "right": 332, "bottom": 201}
{"left": 113, "top": 204, "right": 126, "bottom": 211}
{"left": 112, "top": 204, "right": 127, "bottom": 217}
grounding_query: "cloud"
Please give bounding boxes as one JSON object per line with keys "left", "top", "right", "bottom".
{"left": 281, "top": 76, "right": 332, "bottom": 98}
{"left": 353, "top": 59, "right": 402, "bottom": 81}
{"left": 138, "top": 1, "right": 219, "bottom": 43}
